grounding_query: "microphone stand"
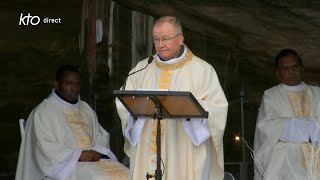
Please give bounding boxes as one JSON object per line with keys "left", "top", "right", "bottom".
{"left": 122, "top": 56, "right": 154, "bottom": 90}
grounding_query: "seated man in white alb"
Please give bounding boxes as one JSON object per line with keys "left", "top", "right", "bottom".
{"left": 15, "top": 64, "right": 128, "bottom": 180}
{"left": 254, "top": 49, "right": 320, "bottom": 180}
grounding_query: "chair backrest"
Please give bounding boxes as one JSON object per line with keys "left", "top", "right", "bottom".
{"left": 19, "top": 119, "right": 26, "bottom": 138}
{"left": 224, "top": 172, "right": 235, "bottom": 180}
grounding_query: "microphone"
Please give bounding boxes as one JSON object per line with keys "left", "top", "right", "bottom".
{"left": 122, "top": 56, "right": 154, "bottom": 90}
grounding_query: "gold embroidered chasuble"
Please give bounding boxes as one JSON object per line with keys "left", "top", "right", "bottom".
{"left": 116, "top": 46, "right": 228, "bottom": 180}
{"left": 254, "top": 83, "right": 320, "bottom": 180}
{"left": 15, "top": 91, "right": 129, "bottom": 180}
{"left": 63, "top": 108, "right": 129, "bottom": 180}
{"left": 287, "top": 90, "right": 320, "bottom": 176}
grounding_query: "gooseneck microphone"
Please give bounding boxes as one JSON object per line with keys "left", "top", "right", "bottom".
{"left": 122, "top": 56, "right": 154, "bottom": 90}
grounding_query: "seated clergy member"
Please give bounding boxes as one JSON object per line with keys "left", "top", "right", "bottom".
{"left": 15, "top": 64, "right": 129, "bottom": 180}
{"left": 254, "top": 49, "right": 320, "bottom": 180}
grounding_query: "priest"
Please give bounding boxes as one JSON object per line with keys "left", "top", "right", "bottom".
{"left": 254, "top": 49, "right": 320, "bottom": 180}
{"left": 116, "top": 16, "right": 228, "bottom": 180}
{"left": 16, "top": 64, "right": 129, "bottom": 180}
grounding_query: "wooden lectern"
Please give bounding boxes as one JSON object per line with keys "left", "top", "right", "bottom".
{"left": 114, "top": 90, "right": 208, "bottom": 180}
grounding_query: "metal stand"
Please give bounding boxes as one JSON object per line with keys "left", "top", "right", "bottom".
{"left": 114, "top": 90, "right": 209, "bottom": 180}
{"left": 229, "top": 89, "right": 247, "bottom": 180}
{"left": 239, "top": 91, "right": 247, "bottom": 180}
{"left": 146, "top": 96, "right": 163, "bottom": 180}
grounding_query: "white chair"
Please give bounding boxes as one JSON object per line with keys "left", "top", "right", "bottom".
{"left": 224, "top": 172, "right": 235, "bottom": 180}
{"left": 19, "top": 119, "right": 26, "bottom": 138}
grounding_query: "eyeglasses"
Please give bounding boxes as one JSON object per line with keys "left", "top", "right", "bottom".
{"left": 153, "top": 34, "right": 181, "bottom": 44}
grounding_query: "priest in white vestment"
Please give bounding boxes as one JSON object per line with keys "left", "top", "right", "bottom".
{"left": 115, "top": 16, "right": 228, "bottom": 180}
{"left": 254, "top": 49, "right": 320, "bottom": 180}
{"left": 15, "top": 64, "right": 129, "bottom": 180}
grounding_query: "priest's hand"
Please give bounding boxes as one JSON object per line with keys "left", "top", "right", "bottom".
{"left": 78, "top": 150, "right": 102, "bottom": 162}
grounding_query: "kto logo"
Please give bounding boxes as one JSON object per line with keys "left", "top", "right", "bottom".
{"left": 19, "top": 13, "right": 40, "bottom": 26}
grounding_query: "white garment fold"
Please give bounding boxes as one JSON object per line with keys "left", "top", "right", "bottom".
{"left": 124, "top": 115, "right": 145, "bottom": 146}
{"left": 309, "top": 120, "right": 320, "bottom": 144}
{"left": 125, "top": 114, "right": 211, "bottom": 147}
{"left": 45, "top": 150, "right": 82, "bottom": 180}
{"left": 182, "top": 118, "right": 210, "bottom": 146}
{"left": 280, "top": 118, "right": 312, "bottom": 143}
{"left": 91, "top": 145, "right": 118, "bottom": 161}
{"left": 280, "top": 118, "right": 320, "bottom": 144}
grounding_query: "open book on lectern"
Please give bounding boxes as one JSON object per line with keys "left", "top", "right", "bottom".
{"left": 114, "top": 90, "right": 208, "bottom": 119}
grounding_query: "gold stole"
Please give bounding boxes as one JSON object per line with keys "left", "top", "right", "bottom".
{"left": 63, "top": 108, "right": 128, "bottom": 179}
{"left": 287, "top": 91, "right": 320, "bottom": 174}
{"left": 63, "top": 108, "right": 92, "bottom": 150}
{"left": 287, "top": 91, "right": 310, "bottom": 118}
{"left": 148, "top": 48, "right": 193, "bottom": 176}
{"left": 148, "top": 70, "right": 170, "bottom": 174}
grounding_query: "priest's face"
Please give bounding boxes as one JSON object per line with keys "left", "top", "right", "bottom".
{"left": 153, "top": 21, "right": 184, "bottom": 60}
{"left": 276, "top": 54, "right": 304, "bottom": 86}
{"left": 55, "top": 71, "right": 80, "bottom": 102}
